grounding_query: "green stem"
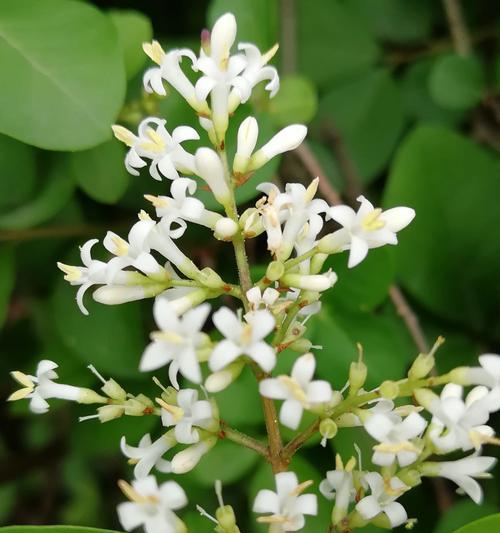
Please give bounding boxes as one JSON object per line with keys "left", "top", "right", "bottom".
{"left": 272, "top": 295, "right": 303, "bottom": 346}
{"left": 284, "top": 247, "right": 318, "bottom": 271}
{"left": 220, "top": 421, "right": 268, "bottom": 458}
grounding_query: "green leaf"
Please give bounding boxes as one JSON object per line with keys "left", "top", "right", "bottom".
{"left": 109, "top": 9, "right": 152, "bottom": 81}
{"left": 51, "top": 277, "right": 146, "bottom": 379}
{"left": 0, "top": 528, "right": 122, "bottom": 533}
{"left": 429, "top": 54, "right": 485, "bottom": 111}
{"left": 69, "top": 140, "right": 130, "bottom": 204}
{"left": 453, "top": 514, "right": 500, "bottom": 533}
{"left": 400, "top": 57, "right": 466, "bottom": 125}
{"left": 191, "top": 439, "right": 261, "bottom": 486}
{"left": 306, "top": 140, "right": 344, "bottom": 193}
{"left": 297, "top": 0, "right": 379, "bottom": 89}
{"left": 435, "top": 501, "right": 499, "bottom": 533}
{"left": 0, "top": 156, "right": 74, "bottom": 229}
{"left": 0, "top": 0, "right": 126, "bottom": 150}
{"left": 0, "top": 247, "right": 14, "bottom": 327}
{"left": 318, "top": 69, "right": 405, "bottom": 183}
{"left": 384, "top": 125, "right": 500, "bottom": 335}
{"left": 268, "top": 75, "right": 318, "bottom": 126}
{"left": 208, "top": 0, "right": 278, "bottom": 50}
{"left": 0, "top": 134, "right": 37, "bottom": 210}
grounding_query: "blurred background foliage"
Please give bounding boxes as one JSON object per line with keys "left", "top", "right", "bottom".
{"left": 1, "top": 0, "right": 500, "bottom": 532}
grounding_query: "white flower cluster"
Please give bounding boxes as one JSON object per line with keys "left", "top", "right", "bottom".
{"left": 8, "top": 11, "right": 499, "bottom": 533}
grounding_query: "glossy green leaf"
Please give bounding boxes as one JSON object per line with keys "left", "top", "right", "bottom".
{"left": 318, "top": 69, "right": 405, "bottom": 183}
{"left": 0, "top": 528, "right": 122, "bottom": 533}
{"left": 70, "top": 140, "right": 130, "bottom": 204}
{"left": 268, "top": 75, "right": 318, "bottom": 126}
{"left": 0, "top": 0, "right": 126, "bottom": 150}
{"left": 109, "top": 9, "right": 152, "bottom": 80}
{"left": 435, "top": 500, "right": 499, "bottom": 533}
{"left": 0, "top": 157, "right": 74, "bottom": 229}
{"left": 384, "top": 125, "right": 500, "bottom": 335}
{"left": 51, "top": 278, "right": 146, "bottom": 379}
{"left": 297, "top": 0, "right": 379, "bottom": 89}
{"left": 0, "top": 247, "right": 14, "bottom": 327}
{"left": 0, "top": 134, "right": 37, "bottom": 210}
{"left": 429, "top": 54, "right": 485, "bottom": 110}
{"left": 453, "top": 514, "right": 500, "bottom": 533}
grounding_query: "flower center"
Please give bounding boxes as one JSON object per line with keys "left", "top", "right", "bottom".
{"left": 278, "top": 375, "right": 309, "bottom": 406}
{"left": 361, "top": 208, "right": 385, "bottom": 231}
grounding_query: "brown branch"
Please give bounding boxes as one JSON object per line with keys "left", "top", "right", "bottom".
{"left": 442, "top": 0, "right": 472, "bottom": 56}
{"left": 280, "top": 0, "right": 297, "bottom": 74}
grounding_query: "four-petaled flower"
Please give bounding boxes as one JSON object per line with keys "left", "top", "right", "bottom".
{"left": 120, "top": 433, "right": 175, "bottom": 479}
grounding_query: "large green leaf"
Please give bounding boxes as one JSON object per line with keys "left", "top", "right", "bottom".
{"left": 69, "top": 140, "right": 130, "bottom": 204}
{"left": 268, "top": 75, "right": 318, "bottom": 126}
{"left": 51, "top": 277, "right": 146, "bottom": 379}
{"left": 435, "top": 501, "right": 499, "bottom": 533}
{"left": 0, "top": 0, "right": 125, "bottom": 150}
{"left": 318, "top": 69, "right": 405, "bottom": 183}
{"left": 296, "top": 0, "right": 379, "bottom": 89}
{"left": 384, "top": 125, "right": 500, "bottom": 336}
{"left": 453, "top": 514, "right": 500, "bottom": 533}
{"left": 0, "top": 528, "right": 122, "bottom": 533}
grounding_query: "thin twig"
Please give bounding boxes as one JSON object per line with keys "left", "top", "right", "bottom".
{"left": 442, "top": 0, "right": 472, "bottom": 56}
{"left": 280, "top": 0, "right": 296, "bottom": 74}
{"left": 220, "top": 421, "right": 269, "bottom": 458}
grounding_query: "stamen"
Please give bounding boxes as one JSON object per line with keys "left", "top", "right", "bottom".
{"left": 87, "top": 364, "right": 107, "bottom": 384}
{"left": 57, "top": 262, "right": 82, "bottom": 282}
{"left": 144, "top": 194, "right": 168, "bottom": 208}
{"left": 361, "top": 208, "right": 385, "bottom": 231}
{"left": 290, "top": 479, "right": 313, "bottom": 496}
{"left": 215, "top": 480, "right": 224, "bottom": 508}
{"left": 196, "top": 504, "right": 218, "bottom": 524}
{"left": 138, "top": 209, "right": 152, "bottom": 221}
{"left": 156, "top": 397, "right": 184, "bottom": 421}
{"left": 142, "top": 40, "right": 165, "bottom": 65}
{"left": 78, "top": 414, "right": 100, "bottom": 422}
{"left": 262, "top": 43, "right": 279, "bottom": 64}
{"left": 373, "top": 441, "right": 419, "bottom": 454}
{"left": 111, "top": 235, "right": 129, "bottom": 256}
{"left": 257, "top": 515, "right": 287, "bottom": 524}
{"left": 111, "top": 125, "right": 135, "bottom": 147}
{"left": 10, "top": 371, "right": 35, "bottom": 389}
{"left": 152, "top": 376, "right": 168, "bottom": 393}
{"left": 335, "top": 453, "right": 344, "bottom": 471}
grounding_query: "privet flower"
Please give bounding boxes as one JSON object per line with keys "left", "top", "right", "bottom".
{"left": 457, "top": 353, "right": 500, "bottom": 412}
{"left": 117, "top": 476, "right": 187, "bottom": 533}
{"left": 253, "top": 472, "right": 317, "bottom": 532}
{"left": 120, "top": 433, "right": 176, "bottom": 478}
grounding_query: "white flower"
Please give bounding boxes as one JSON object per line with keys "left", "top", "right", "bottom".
{"left": 228, "top": 43, "right": 279, "bottom": 112}
{"left": 260, "top": 353, "right": 332, "bottom": 429}
{"left": 194, "top": 148, "right": 231, "bottom": 205}
{"left": 327, "top": 195, "right": 415, "bottom": 268}
{"left": 140, "top": 300, "right": 210, "bottom": 388}
{"left": 420, "top": 384, "right": 495, "bottom": 452}
{"left": 281, "top": 271, "right": 337, "bottom": 292}
{"left": 246, "top": 286, "right": 280, "bottom": 311}
{"left": 253, "top": 472, "right": 317, "bottom": 532}
{"left": 112, "top": 117, "right": 198, "bottom": 181}
{"left": 356, "top": 472, "right": 408, "bottom": 528}
{"left": 365, "top": 411, "right": 427, "bottom": 467}
{"left": 117, "top": 475, "right": 187, "bottom": 533}
{"left": 423, "top": 455, "right": 497, "bottom": 504}
{"left": 161, "top": 388, "right": 214, "bottom": 444}
{"left": 120, "top": 433, "right": 175, "bottom": 478}
{"left": 256, "top": 183, "right": 291, "bottom": 254}
{"left": 210, "top": 308, "right": 276, "bottom": 372}
{"left": 8, "top": 360, "right": 84, "bottom": 414}
{"left": 460, "top": 353, "right": 500, "bottom": 413}
{"left": 233, "top": 116, "right": 259, "bottom": 175}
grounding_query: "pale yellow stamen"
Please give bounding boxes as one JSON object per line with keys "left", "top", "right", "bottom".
{"left": 57, "top": 262, "right": 82, "bottom": 282}
{"left": 262, "top": 43, "right": 279, "bottom": 65}
{"left": 142, "top": 40, "right": 166, "bottom": 65}
{"left": 152, "top": 330, "right": 185, "bottom": 344}
{"left": 156, "top": 397, "right": 184, "bottom": 422}
{"left": 111, "top": 235, "right": 129, "bottom": 256}
{"left": 345, "top": 456, "right": 356, "bottom": 472}
{"left": 138, "top": 128, "right": 167, "bottom": 153}
{"left": 305, "top": 177, "right": 319, "bottom": 203}
{"left": 118, "top": 479, "right": 159, "bottom": 504}
{"left": 257, "top": 515, "right": 287, "bottom": 524}
{"left": 278, "top": 375, "right": 309, "bottom": 406}
{"left": 112, "top": 125, "right": 135, "bottom": 147}
{"left": 335, "top": 453, "right": 344, "bottom": 471}
{"left": 469, "top": 430, "right": 500, "bottom": 449}
{"left": 144, "top": 194, "right": 168, "bottom": 208}
{"left": 290, "top": 479, "right": 313, "bottom": 497}
{"left": 362, "top": 208, "right": 385, "bottom": 231}
{"left": 138, "top": 209, "right": 151, "bottom": 221}
{"left": 373, "top": 441, "right": 419, "bottom": 455}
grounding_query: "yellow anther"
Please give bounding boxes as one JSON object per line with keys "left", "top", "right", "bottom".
{"left": 156, "top": 397, "right": 184, "bottom": 422}
{"left": 138, "top": 209, "right": 151, "bottom": 221}
{"left": 305, "top": 177, "right": 319, "bottom": 203}
{"left": 144, "top": 194, "right": 168, "bottom": 208}
{"left": 142, "top": 40, "right": 166, "bottom": 65}
{"left": 262, "top": 43, "right": 279, "bottom": 65}
{"left": 57, "top": 262, "right": 82, "bottom": 282}
{"left": 257, "top": 515, "right": 287, "bottom": 524}
{"left": 111, "top": 125, "right": 135, "bottom": 147}
{"left": 111, "top": 235, "right": 129, "bottom": 256}
{"left": 118, "top": 479, "right": 159, "bottom": 504}
{"left": 361, "top": 208, "right": 385, "bottom": 231}
{"left": 138, "top": 128, "right": 167, "bottom": 153}
{"left": 335, "top": 453, "right": 344, "bottom": 471}
{"left": 373, "top": 441, "right": 419, "bottom": 455}
{"left": 469, "top": 430, "right": 500, "bottom": 449}
{"left": 290, "top": 479, "right": 313, "bottom": 497}
{"left": 151, "top": 330, "right": 185, "bottom": 344}
{"left": 278, "top": 375, "right": 309, "bottom": 406}
{"left": 345, "top": 456, "right": 357, "bottom": 472}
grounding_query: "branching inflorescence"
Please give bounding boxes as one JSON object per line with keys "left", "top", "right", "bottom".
{"left": 8, "top": 12, "right": 500, "bottom": 533}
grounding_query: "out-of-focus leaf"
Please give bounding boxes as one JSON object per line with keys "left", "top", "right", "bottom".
{"left": 0, "top": 528, "right": 123, "bottom": 533}
{"left": 318, "top": 69, "right": 405, "bottom": 183}
{"left": 69, "top": 140, "right": 130, "bottom": 204}
{"left": 296, "top": 0, "right": 379, "bottom": 89}
{"left": 400, "top": 58, "right": 465, "bottom": 125}
{"left": 384, "top": 125, "right": 500, "bottom": 336}
{"left": 429, "top": 54, "right": 485, "bottom": 111}
{"left": 109, "top": 9, "right": 152, "bottom": 80}
{"left": 332, "top": 427, "right": 376, "bottom": 470}
{"left": 268, "top": 75, "right": 318, "bottom": 126}
{"left": 0, "top": 0, "right": 125, "bottom": 150}
{"left": 434, "top": 501, "right": 499, "bottom": 533}
{"left": 0, "top": 247, "right": 14, "bottom": 327}
{"left": 347, "top": 0, "right": 437, "bottom": 44}
{"left": 453, "top": 514, "right": 500, "bottom": 533}
{"left": 208, "top": 0, "right": 278, "bottom": 50}
{"left": 0, "top": 134, "right": 37, "bottom": 210}
{"left": 0, "top": 157, "right": 74, "bottom": 229}
{"left": 191, "top": 439, "right": 261, "bottom": 486}
{"left": 0, "top": 483, "right": 16, "bottom": 523}
{"left": 51, "top": 278, "right": 146, "bottom": 379}
{"left": 306, "top": 140, "right": 344, "bottom": 193}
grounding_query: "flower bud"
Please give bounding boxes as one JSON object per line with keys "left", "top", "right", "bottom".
{"left": 205, "top": 360, "right": 245, "bottom": 393}
{"left": 97, "top": 404, "right": 125, "bottom": 422}
{"left": 216, "top": 505, "right": 240, "bottom": 533}
{"left": 266, "top": 260, "right": 285, "bottom": 281}
{"left": 171, "top": 436, "right": 217, "bottom": 473}
{"left": 310, "top": 253, "right": 328, "bottom": 275}
{"left": 239, "top": 208, "right": 263, "bottom": 238}
{"left": 197, "top": 267, "right": 225, "bottom": 289}
{"left": 319, "top": 418, "right": 338, "bottom": 440}
{"left": 379, "top": 380, "right": 399, "bottom": 399}
{"left": 288, "top": 338, "right": 313, "bottom": 354}
{"left": 101, "top": 379, "right": 127, "bottom": 402}
{"left": 195, "top": 148, "right": 231, "bottom": 206}
{"left": 249, "top": 125, "right": 307, "bottom": 171}
{"left": 397, "top": 469, "right": 422, "bottom": 487}
{"left": 214, "top": 217, "right": 239, "bottom": 240}
{"left": 93, "top": 283, "right": 166, "bottom": 305}
{"left": 408, "top": 353, "right": 435, "bottom": 381}
{"left": 349, "top": 349, "right": 367, "bottom": 394}
{"left": 448, "top": 366, "right": 469, "bottom": 385}
{"left": 414, "top": 388, "right": 437, "bottom": 409}
{"left": 233, "top": 117, "right": 259, "bottom": 176}
{"left": 78, "top": 388, "right": 108, "bottom": 404}
{"left": 281, "top": 271, "right": 337, "bottom": 292}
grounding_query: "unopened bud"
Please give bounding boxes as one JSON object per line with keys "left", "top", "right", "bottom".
{"left": 408, "top": 353, "right": 435, "bottom": 381}
{"left": 78, "top": 388, "right": 107, "bottom": 404}
{"left": 195, "top": 148, "right": 231, "bottom": 206}
{"left": 310, "top": 252, "right": 328, "bottom": 274}
{"left": 398, "top": 469, "right": 422, "bottom": 487}
{"left": 288, "top": 338, "right": 313, "bottom": 354}
{"left": 216, "top": 506, "right": 240, "bottom": 532}
{"left": 349, "top": 345, "right": 367, "bottom": 394}
{"left": 281, "top": 271, "right": 337, "bottom": 292}
{"left": 93, "top": 283, "right": 166, "bottom": 305}
{"left": 234, "top": 116, "right": 259, "bottom": 176}
{"left": 266, "top": 260, "right": 285, "bottom": 281}
{"left": 101, "top": 379, "right": 127, "bottom": 402}
{"left": 214, "top": 218, "right": 239, "bottom": 240}
{"left": 379, "top": 380, "right": 399, "bottom": 399}
{"left": 205, "top": 360, "right": 244, "bottom": 393}
{"left": 448, "top": 366, "right": 469, "bottom": 385}
{"left": 319, "top": 418, "right": 338, "bottom": 440}
{"left": 414, "top": 388, "right": 437, "bottom": 409}
{"left": 171, "top": 436, "right": 217, "bottom": 474}
{"left": 197, "top": 267, "right": 225, "bottom": 289}
{"left": 97, "top": 404, "right": 125, "bottom": 422}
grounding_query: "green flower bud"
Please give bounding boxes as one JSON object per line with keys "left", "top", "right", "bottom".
{"left": 288, "top": 338, "right": 313, "bottom": 354}
{"left": 101, "top": 379, "right": 127, "bottom": 402}
{"left": 349, "top": 346, "right": 367, "bottom": 395}
{"left": 319, "top": 418, "right": 338, "bottom": 440}
{"left": 379, "top": 380, "right": 399, "bottom": 399}
{"left": 197, "top": 267, "right": 225, "bottom": 289}
{"left": 397, "top": 469, "right": 422, "bottom": 487}
{"left": 77, "top": 388, "right": 108, "bottom": 405}
{"left": 215, "top": 506, "right": 240, "bottom": 533}
{"left": 97, "top": 404, "right": 124, "bottom": 422}
{"left": 266, "top": 260, "right": 285, "bottom": 281}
